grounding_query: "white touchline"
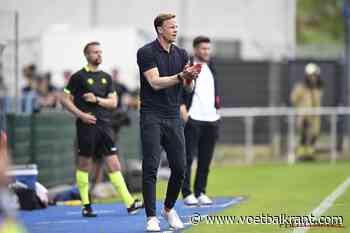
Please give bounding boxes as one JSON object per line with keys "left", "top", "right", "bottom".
{"left": 293, "top": 176, "right": 350, "bottom": 233}
{"left": 66, "top": 210, "right": 116, "bottom": 215}
{"left": 36, "top": 220, "right": 88, "bottom": 225}
{"left": 158, "top": 214, "right": 208, "bottom": 220}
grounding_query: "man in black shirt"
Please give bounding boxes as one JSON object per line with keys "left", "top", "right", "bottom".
{"left": 61, "top": 41, "right": 143, "bottom": 217}
{"left": 137, "top": 13, "right": 201, "bottom": 231}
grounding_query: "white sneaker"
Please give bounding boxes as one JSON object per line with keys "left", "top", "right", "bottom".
{"left": 161, "top": 209, "right": 184, "bottom": 230}
{"left": 197, "top": 193, "right": 213, "bottom": 205}
{"left": 146, "top": 217, "right": 161, "bottom": 232}
{"left": 184, "top": 194, "right": 199, "bottom": 206}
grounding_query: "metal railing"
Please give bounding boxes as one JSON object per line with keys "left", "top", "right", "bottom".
{"left": 219, "top": 107, "right": 350, "bottom": 165}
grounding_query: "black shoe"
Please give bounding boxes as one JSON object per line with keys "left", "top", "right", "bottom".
{"left": 82, "top": 204, "right": 97, "bottom": 217}
{"left": 127, "top": 199, "right": 144, "bottom": 215}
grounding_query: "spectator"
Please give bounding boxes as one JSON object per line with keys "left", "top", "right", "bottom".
{"left": 57, "top": 70, "right": 73, "bottom": 110}
{"left": 109, "top": 68, "right": 132, "bottom": 136}
{"left": 291, "top": 63, "right": 324, "bottom": 160}
{"left": 111, "top": 68, "right": 132, "bottom": 110}
{"left": 22, "top": 64, "right": 37, "bottom": 94}
{"left": 0, "top": 76, "right": 6, "bottom": 96}
{"left": 63, "top": 70, "right": 72, "bottom": 87}
{"left": 0, "top": 75, "right": 10, "bottom": 114}
{"left": 36, "top": 72, "right": 58, "bottom": 111}
{"left": 21, "top": 64, "right": 39, "bottom": 113}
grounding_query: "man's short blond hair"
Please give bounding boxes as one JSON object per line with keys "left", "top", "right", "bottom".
{"left": 154, "top": 13, "right": 176, "bottom": 34}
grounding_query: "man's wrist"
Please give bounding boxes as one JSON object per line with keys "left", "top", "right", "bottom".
{"left": 76, "top": 111, "right": 84, "bottom": 119}
{"left": 95, "top": 97, "right": 100, "bottom": 104}
{"left": 177, "top": 73, "right": 184, "bottom": 82}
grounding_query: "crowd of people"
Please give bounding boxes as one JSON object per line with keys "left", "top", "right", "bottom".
{"left": 21, "top": 64, "right": 58, "bottom": 113}
{"left": 19, "top": 64, "right": 140, "bottom": 114}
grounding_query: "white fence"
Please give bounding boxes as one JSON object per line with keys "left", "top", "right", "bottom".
{"left": 219, "top": 107, "right": 350, "bottom": 165}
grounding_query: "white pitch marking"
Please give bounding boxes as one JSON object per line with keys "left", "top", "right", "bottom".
{"left": 65, "top": 198, "right": 240, "bottom": 216}
{"left": 158, "top": 214, "right": 208, "bottom": 220}
{"left": 293, "top": 176, "right": 350, "bottom": 233}
{"left": 183, "top": 197, "right": 243, "bottom": 209}
{"left": 36, "top": 220, "right": 88, "bottom": 225}
{"left": 66, "top": 210, "right": 117, "bottom": 215}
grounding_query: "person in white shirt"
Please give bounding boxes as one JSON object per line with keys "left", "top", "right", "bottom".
{"left": 180, "top": 36, "right": 221, "bottom": 206}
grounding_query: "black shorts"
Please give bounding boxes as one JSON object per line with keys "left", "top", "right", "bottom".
{"left": 76, "top": 120, "right": 118, "bottom": 158}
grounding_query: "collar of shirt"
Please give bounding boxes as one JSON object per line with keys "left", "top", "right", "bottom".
{"left": 154, "top": 39, "right": 174, "bottom": 54}
{"left": 84, "top": 65, "right": 100, "bottom": 73}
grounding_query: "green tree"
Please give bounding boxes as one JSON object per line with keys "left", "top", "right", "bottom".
{"left": 297, "top": 0, "right": 345, "bottom": 45}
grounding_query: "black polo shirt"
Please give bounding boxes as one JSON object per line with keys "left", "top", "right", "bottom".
{"left": 137, "top": 39, "right": 189, "bottom": 119}
{"left": 64, "top": 66, "right": 116, "bottom": 124}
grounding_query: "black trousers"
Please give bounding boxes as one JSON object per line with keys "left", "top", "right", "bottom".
{"left": 182, "top": 118, "right": 219, "bottom": 198}
{"left": 140, "top": 113, "right": 186, "bottom": 217}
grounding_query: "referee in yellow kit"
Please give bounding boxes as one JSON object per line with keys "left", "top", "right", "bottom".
{"left": 61, "top": 41, "right": 144, "bottom": 217}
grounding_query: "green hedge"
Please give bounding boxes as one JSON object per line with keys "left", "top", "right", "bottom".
{"left": 6, "top": 111, "right": 141, "bottom": 187}
{"left": 6, "top": 112, "right": 76, "bottom": 187}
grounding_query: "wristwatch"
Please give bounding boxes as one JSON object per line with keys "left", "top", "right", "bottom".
{"left": 177, "top": 73, "right": 184, "bottom": 82}
{"left": 96, "top": 97, "right": 100, "bottom": 104}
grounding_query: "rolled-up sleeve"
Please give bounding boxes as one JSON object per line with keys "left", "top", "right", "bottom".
{"left": 64, "top": 73, "right": 78, "bottom": 96}
{"left": 137, "top": 47, "right": 157, "bottom": 73}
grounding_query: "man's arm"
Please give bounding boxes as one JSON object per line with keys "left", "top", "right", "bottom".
{"left": 60, "top": 92, "right": 96, "bottom": 124}
{"left": 144, "top": 66, "right": 199, "bottom": 91}
{"left": 83, "top": 92, "right": 117, "bottom": 109}
{"left": 143, "top": 67, "right": 181, "bottom": 91}
{"left": 97, "top": 93, "right": 117, "bottom": 109}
